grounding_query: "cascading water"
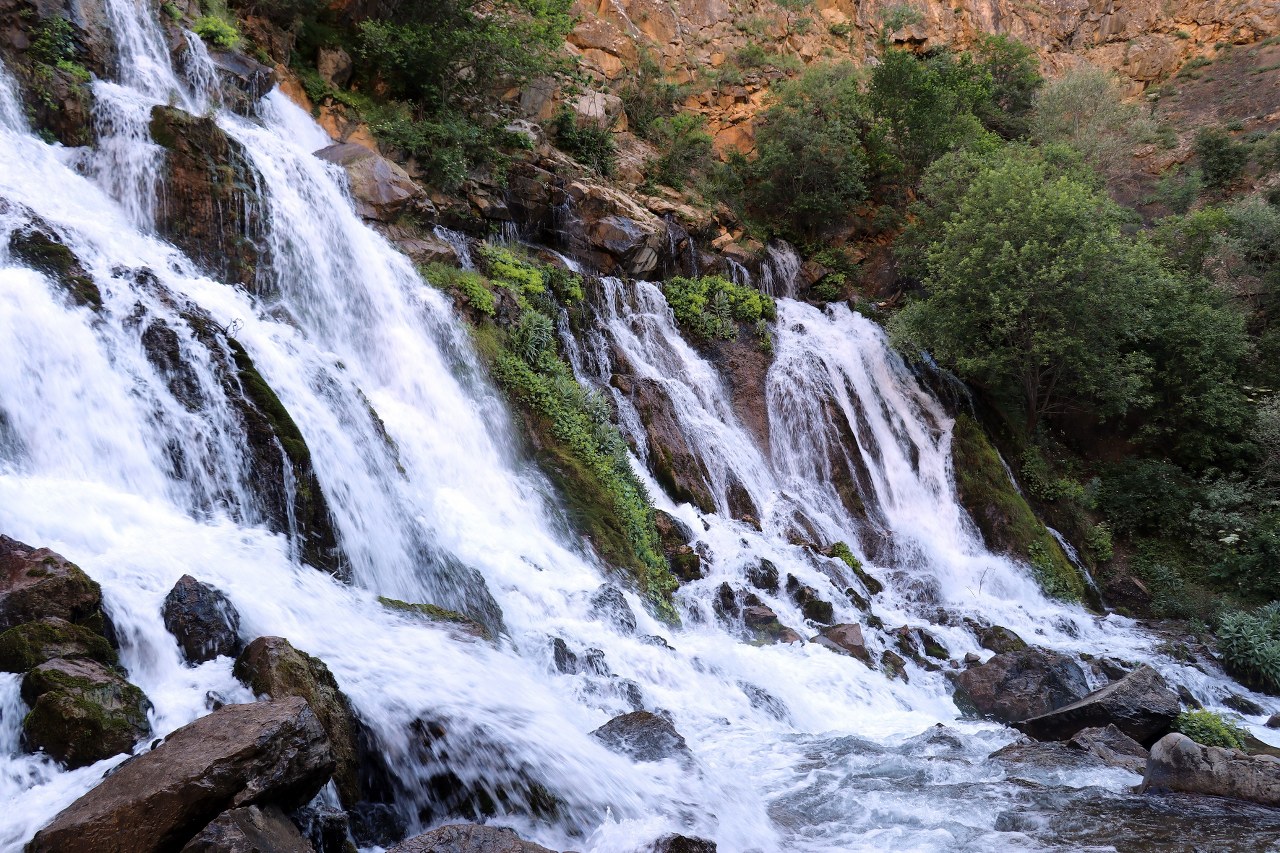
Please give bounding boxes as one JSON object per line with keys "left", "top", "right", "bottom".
{"left": 2, "top": 8, "right": 1280, "bottom": 853}
{"left": 758, "top": 240, "right": 801, "bottom": 299}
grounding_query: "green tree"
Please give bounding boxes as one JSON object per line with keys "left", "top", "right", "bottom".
{"left": 1030, "top": 68, "right": 1154, "bottom": 178}
{"left": 648, "top": 113, "right": 714, "bottom": 189}
{"left": 1195, "top": 127, "right": 1249, "bottom": 191}
{"left": 972, "top": 34, "right": 1042, "bottom": 138}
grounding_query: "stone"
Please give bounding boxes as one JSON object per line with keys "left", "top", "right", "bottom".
{"left": 315, "top": 143, "right": 425, "bottom": 222}
{"left": 1267, "top": 713, "right": 1280, "bottom": 729}
{"left": 8, "top": 220, "right": 101, "bottom": 309}
{"left": 550, "top": 637, "right": 578, "bottom": 674}
{"left": 1143, "top": 732, "right": 1280, "bottom": 806}
{"left": 316, "top": 47, "right": 353, "bottom": 89}
{"left": 233, "top": 637, "right": 361, "bottom": 808}
{"left": 589, "top": 584, "right": 636, "bottom": 635}
{"left": 1015, "top": 664, "right": 1179, "bottom": 745}
{"left": 786, "top": 575, "right": 834, "bottom": 624}
{"left": 812, "top": 623, "right": 872, "bottom": 666}
{"left": 206, "top": 50, "right": 277, "bottom": 116}
{"left": 748, "top": 559, "right": 779, "bottom": 594}
{"left": 0, "top": 535, "right": 106, "bottom": 633}
{"left": 880, "top": 649, "right": 908, "bottom": 682}
{"left": 292, "top": 803, "right": 351, "bottom": 853}
{"left": 27, "top": 697, "right": 334, "bottom": 853}
{"left": 654, "top": 511, "right": 701, "bottom": 583}
{"left": 179, "top": 805, "right": 312, "bottom": 853}
{"left": 590, "top": 711, "right": 692, "bottom": 764}
{"left": 649, "top": 835, "right": 716, "bottom": 853}
{"left": 0, "top": 616, "right": 116, "bottom": 672}
{"left": 20, "top": 657, "right": 151, "bottom": 768}
{"left": 1223, "top": 693, "right": 1265, "bottom": 716}
{"left": 1068, "top": 724, "right": 1150, "bottom": 774}
{"left": 741, "top": 604, "right": 802, "bottom": 645}
{"left": 162, "top": 575, "right": 241, "bottom": 664}
{"left": 631, "top": 378, "right": 715, "bottom": 513}
{"left": 387, "top": 824, "right": 556, "bottom": 853}
{"left": 966, "top": 621, "right": 1027, "bottom": 655}
{"left": 952, "top": 647, "right": 1090, "bottom": 723}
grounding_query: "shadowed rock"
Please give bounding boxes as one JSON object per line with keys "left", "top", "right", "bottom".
{"left": 590, "top": 711, "right": 692, "bottom": 764}
{"left": 953, "top": 647, "right": 1089, "bottom": 723}
{"left": 388, "top": 824, "right": 557, "bottom": 853}
{"left": 1015, "top": 664, "right": 1179, "bottom": 745}
{"left": 179, "top": 805, "right": 312, "bottom": 853}
{"left": 812, "top": 623, "right": 872, "bottom": 666}
{"left": 648, "top": 835, "right": 717, "bottom": 853}
{"left": 1143, "top": 732, "right": 1280, "bottom": 805}
{"left": 0, "top": 535, "right": 106, "bottom": 633}
{"left": 0, "top": 616, "right": 116, "bottom": 672}
{"left": 21, "top": 656, "right": 151, "bottom": 768}
{"left": 162, "top": 575, "right": 241, "bottom": 664}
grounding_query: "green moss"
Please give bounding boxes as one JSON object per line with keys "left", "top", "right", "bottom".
{"left": 661, "top": 275, "right": 776, "bottom": 342}
{"left": 480, "top": 245, "right": 545, "bottom": 296}
{"left": 422, "top": 263, "right": 496, "bottom": 316}
{"left": 377, "top": 596, "right": 491, "bottom": 636}
{"left": 193, "top": 15, "right": 241, "bottom": 50}
{"left": 7, "top": 229, "right": 102, "bottom": 311}
{"left": 1173, "top": 709, "right": 1247, "bottom": 749}
{"left": 21, "top": 665, "right": 150, "bottom": 768}
{"left": 227, "top": 338, "right": 311, "bottom": 467}
{"left": 0, "top": 620, "right": 116, "bottom": 672}
{"left": 951, "top": 414, "right": 1086, "bottom": 601}
{"left": 827, "top": 541, "right": 883, "bottom": 595}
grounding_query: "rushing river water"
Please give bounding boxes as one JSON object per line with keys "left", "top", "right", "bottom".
{"left": 1, "top": 5, "right": 1279, "bottom": 852}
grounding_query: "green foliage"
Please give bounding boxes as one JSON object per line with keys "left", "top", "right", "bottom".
{"left": 1217, "top": 604, "right": 1280, "bottom": 694}
{"left": 661, "top": 275, "right": 776, "bottom": 342}
{"left": 545, "top": 264, "right": 584, "bottom": 303}
{"left": 512, "top": 310, "right": 555, "bottom": 363}
{"left": 877, "top": 3, "right": 923, "bottom": 47}
{"left": 422, "top": 263, "right": 495, "bottom": 316}
{"left": 971, "top": 34, "right": 1042, "bottom": 139}
{"left": 1174, "top": 710, "right": 1248, "bottom": 749}
{"left": 1214, "top": 512, "right": 1280, "bottom": 601}
{"left": 1195, "top": 127, "right": 1249, "bottom": 191}
{"left": 1086, "top": 522, "right": 1114, "bottom": 562}
{"left": 1098, "top": 458, "right": 1198, "bottom": 536}
{"left": 30, "top": 17, "right": 78, "bottom": 65}
{"left": 619, "top": 53, "right": 684, "bottom": 138}
{"left": 1030, "top": 68, "right": 1156, "bottom": 177}
{"left": 647, "top": 113, "right": 714, "bottom": 189}
{"left": 193, "top": 15, "right": 242, "bottom": 50}
{"left": 550, "top": 108, "right": 616, "bottom": 176}
{"left": 1020, "top": 447, "right": 1085, "bottom": 504}
{"left": 231, "top": 0, "right": 324, "bottom": 26}
{"left": 1153, "top": 165, "right": 1203, "bottom": 214}
{"left": 480, "top": 245, "right": 545, "bottom": 295}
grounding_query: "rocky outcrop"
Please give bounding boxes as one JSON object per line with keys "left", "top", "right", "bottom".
{"left": 162, "top": 575, "right": 242, "bottom": 664}
{"left": 741, "top": 603, "right": 802, "bottom": 645}
{"left": 388, "top": 824, "right": 557, "bottom": 853}
{"left": 316, "top": 143, "right": 427, "bottom": 222}
{"left": 1015, "top": 664, "right": 1179, "bottom": 745}
{"left": 630, "top": 377, "right": 715, "bottom": 513}
{"left": 966, "top": 620, "right": 1027, "bottom": 655}
{"left": 179, "top": 805, "right": 312, "bottom": 853}
{"left": 953, "top": 647, "right": 1089, "bottom": 723}
{"left": 21, "top": 656, "right": 151, "bottom": 768}
{"left": 233, "top": 637, "right": 361, "bottom": 807}
{"left": 0, "top": 535, "right": 108, "bottom": 633}
{"left": 26, "top": 697, "right": 334, "bottom": 853}
{"left": 654, "top": 510, "right": 701, "bottom": 582}
{"left": 786, "top": 574, "right": 834, "bottom": 625}
{"left": 1142, "top": 732, "right": 1280, "bottom": 805}
{"left": 1068, "top": 724, "right": 1150, "bottom": 774}
{"left": 811, "top": 623, "right": 872, "bottom": 666}
{"left": 0, "top": 616, "right": 116, "bottom": 672}
{"left": 7, "top": 217, "right": 102, "bottom": 310}
{"left": 590, "top": 710, "right": 692, "bottom": 764}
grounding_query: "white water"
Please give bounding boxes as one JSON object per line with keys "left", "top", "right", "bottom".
{"left": 1, "top": 14, "right": 1279, "bottom": 853}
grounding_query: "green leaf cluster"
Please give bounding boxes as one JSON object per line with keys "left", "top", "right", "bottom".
{"left": 1217, "top": 604, "right": 1280, "bottom": 694}
{"left": 661, "top": 275, "right": 776, "bottom": 342}
{"left": 1173, "top": 709, "right": 1248, "bottom": 749}
{"left": 421, "top": 263, "right": 495, "bottom": 316}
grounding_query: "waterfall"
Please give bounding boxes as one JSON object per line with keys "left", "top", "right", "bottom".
{"left": 759, "top": 240, "right": 801, "bottom": 299}
{"left": 2, "top": 6, "right": 1279, "bottom": 851}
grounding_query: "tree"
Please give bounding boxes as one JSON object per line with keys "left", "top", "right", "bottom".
{"left": 972, "top": 34, "right": 1042, "bottom": 139}
{"left": 1195, "top": 127, "right": 1249, "bottom": 191}
{"left": 1030, "top": 68, "right": 1154, "bottom": 178}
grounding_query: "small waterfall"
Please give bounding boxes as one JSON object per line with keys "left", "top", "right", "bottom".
{"left": 433, "top": 225, "right": 475, "bottom": 270}
{"left": 0, "top": 63, "right": 24, "bottom": 132}
{"left": 759, "top": 239, "right": 801, "bottom": 299}
{"left": 726, "top": 257, "right": 751, "bottom": 286}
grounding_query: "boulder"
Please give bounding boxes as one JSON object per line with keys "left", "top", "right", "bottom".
{"left": 206, "top": 50, "right": 277, "bottom": 116}
{"left": 630, "top": 378, "right": 714, "bottom": 513}
{"left": 0, "top": 616, "right": 116, "bottom": 672}
{"left": 179, "top": 805, "right": 312, "bottom": 853}
{"left": 21, "top": 657, "right": 151, "bottom": 768}
{"left": 654, "top": 511, "right": 701, "bottom": 582}
{"left": 27, "top": 697, "right": 334, "bottom": 853}
{"left": 315, "top": 143, "right": 425, "bottom": 222}
{"left": 589, "top": 584, "right": 637, "bottom": 635}
{"left": 952, "top": 647, "right": 1089, "bottom": 723}
{"left": 648, "top": 836, "right": 716, "bottom": 853}
{"left": 387, "top": 824, "right": 556, "bottom": 853}
{"left": 0, "top": 535, "right": 105, "bottom": 633}
{"left": 786, "top": 575, "right": 834, "bottom": 624}
{"left": 741, "top": 604, "right": 802, "bottom": 645}
{"left": 811, "top": 623, "right": 872, "bottom": 666}
{"left": 316, "top": 47, "right": 353, "bottom": 89}
{"left": 1015, "top": 664, "right": 1179, "bottom": 745}
{"left": 1068, "top": 724, "right": 1150, "bottom": 774}
{"left": 162, "top": 575, "right": 241, "bottom": 664}
{"left": 233, "top": 637, "right": 360, "bottom": 808}
{"left": 590, "top": 711, "right": 692, "bottom": 764}
{"left": 1142, "top": 732, "right": 1280, "bottom": 806}
{"left": 747, "top": 559, "right": 779, "bottom": 594}
{"left": 880, "top": 649, "right": 908, "bottom": 682}
{"left": 8, "top": 221, "right": 102, "bottom": 310}
{"left": 965, "top": 620, "right": 1027, "bottom": 655}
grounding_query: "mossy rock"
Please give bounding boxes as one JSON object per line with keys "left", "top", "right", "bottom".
{"left": 0, "top": 535, "right": 108, "bottom": 633}
{"left": 950, "top": 415, "right": 1086, "bottom": 602}
{"left": 826, "top": 542, "right": 883, "bottom": 596}
{"left": 0, "top": 617, "right": 116, "bottom": 672}
{"left": 21, "top": 657, "right": 151, "bottom": 768}
{"left": 376, "top": 597, "right": 492, "bottom": 641}
{"left": 7, "top": 226, "right": 102, "bottom": 310}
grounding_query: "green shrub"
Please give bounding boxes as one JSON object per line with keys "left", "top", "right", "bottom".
{"left": 193, "top": 15, "right": 242, "bottom": 50}
{"left": 647, "top": 113, "right": 714, "bottom": 189}
{"left": 661, "top": 275, "right": 775, "bottom": 342}
{"left": 512, "top": 310, "right": 555, "bottom": 363}
{"left": 1173, "top": 709, "right": 1248, "bottom": 749}
{"left": 1086, "top": 522, "right": 1114, "bottom": 562}
{"left": 550, "top": 108, "right": 616, "bottom": 176}
{"left": 619, "top": 52, "right": 684, "bottom": 138}
{"left": 30, "top": 17, "right": 78, "bottom": 65}
{"left": 1217, "top": 604, "right": 1280, "bottom": 694}
{"left": 479, "top": 245, "right": 545, "bottom": 295}
{"left": 421, "top": 263, "right": 495, "bottom": 316}
{"left": 1153, "top": 166, "right": 1203, "bottom": 214}
{"left": 545, "top": 264, "right": 584, "bottom": 303}
{"left": 1195, "top": 127, "right": 1248, "bottom": 190}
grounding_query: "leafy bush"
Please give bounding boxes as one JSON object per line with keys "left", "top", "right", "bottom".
{"left": 661, "top": 275, "right": 775, "bottom": 342}
{"left": 421, "top": 263, "right": 495, "bottom": 316}
{"left": 647, "top": 113, "right": 714, "bottom": 189}
{"left": 1086, "top": 522, "right": 1114, "bottom": 562}
{"left": 193, "top": 15, "right": 242, "bottom": 50}
{"left": 1031, "top": 69, "right": 1156, "bottom": 178}
{"left": 1153, "top": 166, "right": 1202, "bottom": 214}
{"left": 1217, "top": 604, "right": 1280, "bottom": 694}
{"left": 971, "top": 34, "right": 1042, "bottom": 139}
{"left": 1195, "top": 127, "right": 1249, "bottom": 191}
{"left": 1098, "top": 459, "right": 1198, "bottom": 536}
{"left": 30, "top": 17, "right": 78, "bottom": 65}
{"left": 550, "top": 108, "right": 616, "bottom": 176}
{"left": 619, "top": 53, "right": 684, "bottom": 138}
{"left": 479, "top": 245, "right": 545, "bottom": 295}
{"left": 512, "top": 310, "right": 555, "bottom": 363}
{"left": 1173, "top": 709, "right": 1248, "bottom": 749}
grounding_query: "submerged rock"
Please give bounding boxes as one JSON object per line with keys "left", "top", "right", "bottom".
{"left": 1143, "top": 732, "right": 1280, "bottom": 805}
{"left": 20, "top": 657, "right": 151, "bottom": 768}
{"left": 0, "top": 616, "right": 116, "bottom": 672}
{"left": 589, "top": 584, "right": 637, "bottom": 635}
{"left": 811, "top": 623, "right": 873, "bottom": 666}
{"left": 179, "top": 805, "right": 312, "bottom": 853}
{"left": 648, "top": 835, "right": 717, "bottom": 853}
{"left": 1015, "top": 664, "right": 1179, "bottom": 745}
{"left": 26, "top": 697, "right": 334, "bottom": 853}
{"left": 0, "top": 535, "right": 107, "bottom": 633}
{"left": 590, "top": 711, "right": 692, "bottom": 764}
{"left": 162, "top": 575, "right": 241, "bottom": 664}
{"left": 953, "top": 647, "right": 1089, "bottom": 723}
{"left": 388, "top": 824, "right": 557, "bottom": 853}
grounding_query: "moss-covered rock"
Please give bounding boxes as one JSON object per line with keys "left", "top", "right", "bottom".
{"left": 7, "top": 222, "right": 102, "bottom": 310}
{"left": 376, "top": 597, "right": 491, "bottom": 641}
{"left": 0, "top": 535, "right": 108, "bottom": 634}
{"left": 20, "top": 657, "right": 152, "bottom": 768}
{"left": 0, "top": 617, "right": 116, "bottom": 672}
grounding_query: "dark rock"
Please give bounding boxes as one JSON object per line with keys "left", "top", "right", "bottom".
{"left": 1223, "top": 693, "right": 1265, "bottom": 716}
{"left": 785, "top": 575, "right": 834, "bottom": 624}
{"left": 290, "top": 803, "right": 352, "bottom": 853}
{"left": 162, "top": 575, "right": 241, "bottom": 664}
{"left": 550, "top": 637, "right": 578, "bottom": 674}
{"left": 589, "top": 584, "right": 637, "bottom": 635}
{"left": 20, "top": 657, "right": 151, "bottom": 768}
{"left": 1176, "top": 684, "right": 1203, "bottom": 710}
{"left": 738, "top": 682, "right": 790, "bottom": 721}
{"left": 233, "top": 638, "right": 360, "bottom": 807}
{"left": 27, "top": 697, "right": 334, "bottom": 853}
{"left": 348, "top": 802, "right": 404, "bottom": 849}
{"left": 0, "top": 535, "right": 106, "bottom": 633}
{"left": 640, "top": 634, "right": 674, "bottom": 650}
{"left": 0, "top": 616, "right": 116, "bottom": 672}
{"left": 630, "top": 378, "right": 715, "bottom": 513}
{"left": 748, "top": 559, "right": 779, "bottom": 594}
{"left": 142, "top": 320, "right": 205, "bottom": 410}
{"left": 8, "top": 223, "right": 101, "bottom": 309}
{"left": 1096, "top": 657, "right": 1132, "bottom": 682}
{"left": 964, "top": 620, "right": 1027, "bottom": 655}
{"left": 376, "top": 597, "right": 491, "bottom": 641}
{"left": 179, "top": 805, "right": 312, "bottom": 852}
{"left": 952, "top": 647, "right": 1089, "bottom": 723}
{"left": 1143, "top": 732, "right": 1280, "bottom": 805}
{"left": 206, "top": 50, "right": 277, "bottom": 116}
{"left": 654, "top": 511, "right": 701, "bottom": 582}
{"left": 590, "top": 711, "right": 692, "bottom": 764}
{"left": 1267, "top": 713, "right": 1280, "bottom": 730}
{"left": 316, "top": 143, "right": 425, "bottom": 222}
{"left": 582, "top": 648, "right": 612, "bottom": 677}
{"left": 741, "top": 604, "right": 802, "bottom": 645}
{"left": 891, "top": 626, "right": 946, "bottom": 671}
{"left": 387, "top": 824, "right": 556, "bottom": 853}
{"left": 880, "top": 649, "right": 908, "bottom": 682}
{"left": 1068, "top": 724, "right": 1150, "bottom": 774}
{"left": 1015, "top": 664, "right": 1179, "bottom": 745}
{"left": 648, "top": 835, "right": 716, "bottom": 853}
{"left": 811, "top": 623, "right": 872, "bottom": 666}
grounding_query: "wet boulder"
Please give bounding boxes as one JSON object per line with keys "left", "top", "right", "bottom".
{"left": 315, "top": 143, "right": 425, "bottom": 222}
{"left": 290, "top": 803, "right": 352, "bottom": 853}
{"left": 747, "top": 559, "right": 779, "bottom": 594}
{"left": 387, "top": 824, "right": 556, "bottom": 853}
{"left": 162, "top": 575, "right": 242, "bottom": 664}
{"left": 654, "top": 511, "right": 701, "bottom": 582}
{"left": 27, "top": 697, "right": 334, "bottom": 853}
{"left": 1015, "top": 664, "right": 1179, "bottom": 745}
{"left": 0, "top": 535, "right": 106, "bottom": 633}
{"left": 648, "top": 836, "right": 717, "bottom": 853}
{"left": 179, "top": 805, "right": 312, "bottom": 853}
{"left": 880, "top": 649, "right": 908, "bottom": 682}
{"left": 1067, "top": 724, "right": 1149, "bottom": 774}
{"left": 590, "top": 711, "right": 692, "bottom": 764}
{"left": 589, "top": 584, "right": 637, "bottom": 635}
{"left": 1142, "top": 732, "right": 1280, "bottom": 806}
{"left": 631, "top": 378, "right": 715, "bottom": 513}
{"left": 0, "top": 616, "right": 116, "bottom": 672}
{"left": 21, "top": 657, "right": 151, "bottom": 768}
{"left": 811, "top": 623, "right": 873, "bottom": 666}
{"left": 741, "top": 604, "right": 803, "bottom": 645}
{"left": 964, "top": 620, "right": 1027, "bottom": 655}
{"left": 376, "top": 597, "right": 492, "bottom": 641}
{"left": 952, "top": 647, "right": 1089, "bottom": 723}
{"left": 7, "top": 223, "right": 102, "bottom": 310}
{"left": 786, "top": 575, "right": 834, "bottom": 625}
{"left": 233, "top": 637, "right": 361, "bottom": 808}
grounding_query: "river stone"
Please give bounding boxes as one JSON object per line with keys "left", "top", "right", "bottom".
{"left": 1068, "top": 724, "right": 1150, "bottom": 774}
{"left": 1015, "top": 664, "right": 1178, "bottom": 744}
{"left": 589, "top": 584, "right": 637, "bottom": 634}
{"left": 649, "top": 834, "right": 717, "bottom": 852}
{"left": 162, "top": 575, "right": 242, "bottom": 664}
{"left": 1142, "top": 732, "right": 1280, "bottom": 805}
{"left": 233, "top": 637, "right": 360, "bottom": 807}
{"left": 812, "top": 623, "right": 872, "bottom": 666}
{"left": 21, "top": 657, "right": 151, "bottom": 769}
{"left": 0, "top": 535, "right": 105, "bottom": 633}
{"left": 952, "top": 647, "right": 1089, "bottom": 723}
{"left": 26, "top": 696, "right": 334, "bottom": 853}
{"left": 654, "top": 511, "right": 701, "bottom": 582}
{"left": 741, "top": 604, "right": 802, "bottom": 644}
{"left": 786, "top": 575, "right": 834, "bottom": 624}
{"left": 387, "top": 823, "right": 556, "bottom": 853}
{"left": 590, "top": 711, "right": 692, "bottom": 763}
{"left": 315, "top": 143, "right": 424, "bottom": 222}
{"left": 966, "top": 621, "right": 1027, "bottom": 655}
{"left": 179, "top": 805, "right": 312, "bottom": 853}
{"left": 0, "top": 616, "right": 116, "bottom": 672}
